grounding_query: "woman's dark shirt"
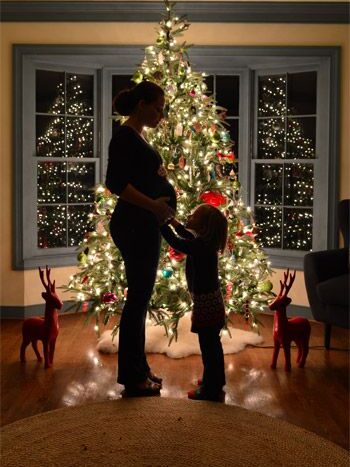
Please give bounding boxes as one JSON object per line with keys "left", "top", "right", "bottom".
{"left": 161, "top": 223, "right": 220, "bottom": 295}
{"left": 106, "top": 125, "right": 176, "bottom": 226}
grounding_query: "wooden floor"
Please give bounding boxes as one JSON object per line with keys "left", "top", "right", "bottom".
{"left": 1, "top": 313, "right": 349, "bottom": 450}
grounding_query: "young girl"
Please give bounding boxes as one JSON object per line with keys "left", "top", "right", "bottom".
{"left": 161, "top": 204, "right": 228, "bottom": 401}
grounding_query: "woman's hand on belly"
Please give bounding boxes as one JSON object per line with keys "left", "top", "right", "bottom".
{"left": 150, "top": 197, "right": 175, "bottom": 225}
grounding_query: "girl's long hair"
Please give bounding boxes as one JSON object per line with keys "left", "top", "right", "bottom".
{"left": 195, "top": 204, "right": 228, "bottom": 253}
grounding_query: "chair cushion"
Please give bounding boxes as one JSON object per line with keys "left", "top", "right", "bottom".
{"left": 316, "top": 274, "right": 349, "bottom": 307}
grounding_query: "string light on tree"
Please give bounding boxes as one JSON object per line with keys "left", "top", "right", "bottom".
{"left": 63, "top": 0, "right": 274, "bottom": 340}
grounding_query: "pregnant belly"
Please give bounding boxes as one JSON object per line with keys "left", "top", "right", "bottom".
{"left": 154, "top": 178, "right": 177, "bottom": 211}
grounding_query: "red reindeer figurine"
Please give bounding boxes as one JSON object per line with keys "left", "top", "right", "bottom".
{"left": 20, "top": 266, "right": 63, "bottom": 368}
{"left": 269, "top": 269, "right": 311, "bottom": 371}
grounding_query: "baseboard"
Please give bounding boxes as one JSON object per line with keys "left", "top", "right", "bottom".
{"left": 263, "top": 304, "right": 313, "bottom": 320}
{"left": 0, "top": 301, "right": 79, "bottom": 319}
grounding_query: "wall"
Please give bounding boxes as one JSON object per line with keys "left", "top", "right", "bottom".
{"left": 0, "top": 20, "right": 349, "bottom": 310}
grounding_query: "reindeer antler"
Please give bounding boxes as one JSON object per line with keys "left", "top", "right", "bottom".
{"left": 39, "top": 266, "right": 55, "bottom": 292}
{"left": 282, "top": 269, "right": 296, "bottom": 297}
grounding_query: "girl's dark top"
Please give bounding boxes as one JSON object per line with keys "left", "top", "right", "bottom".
{"left": 105, "top": 125, "right": 176, "bottom": 227}
{"left": 161, "top": 222, "right": 225, "bottom": 331}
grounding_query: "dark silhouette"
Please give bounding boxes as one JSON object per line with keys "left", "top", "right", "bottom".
{"left": 105, "top": 81, "right": 176, "bottom": 397}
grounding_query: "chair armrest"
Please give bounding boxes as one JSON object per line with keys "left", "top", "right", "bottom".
{"left": 304, "top": 248, "right": 349, "bottom": 317}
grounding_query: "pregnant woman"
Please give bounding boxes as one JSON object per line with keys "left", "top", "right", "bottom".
{"left": 105, "top": 81, "right": 176, "bottom": 397}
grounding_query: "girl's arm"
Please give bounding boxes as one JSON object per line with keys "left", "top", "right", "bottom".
{"left": 170, "top": 219, "right": 195, "bottom": 240}
{"left": 160, "top": 224, "right": 197, "bottom": 255}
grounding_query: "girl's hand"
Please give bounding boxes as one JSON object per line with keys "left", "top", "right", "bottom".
{"left": 151, "top": 197, "right": 175, "bottom": 225}
{"left": 169, "top": 218, "right": 180, "bottom": 228}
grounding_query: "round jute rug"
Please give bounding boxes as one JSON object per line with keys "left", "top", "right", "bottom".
{"left": 1, "top": 398, "right": 347, "bottom": 467}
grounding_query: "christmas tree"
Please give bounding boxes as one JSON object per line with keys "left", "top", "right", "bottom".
{"left": 63, "top": 0, "right": 274, "bottom": 340}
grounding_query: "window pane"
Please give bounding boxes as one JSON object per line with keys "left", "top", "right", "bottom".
{"left": 287, "top": 72, "right": 317, "bottom": 115}
{"left": 258, "top": 75, "right": 286, "bottom": 117}
{"left": 204, "top": 75, "right": 214, "bottom": 95}
{"left": 254, "top": 206, "right": 282, "bottom": 248}
{"left": 36, "top": 116, "right": 65, "bottom": 157}
{"left": 37, "top": 205, "right": 67, "bottom": 248}
{"left": 67, "top": 162, "right": 95, "bottom": 203}
{"left": 258, "top": 118, "right": 285, "bottom": 159}
{"left": 35, "top": 68, "right": 96, "bottom": 252}
{"left": 287, "top": 117, "right": 316, "bottom": 159}
{"left": 36, "top": 70, "right": 65, "bottom": 114}
{"left": 37, "top": 161, "right": 66, "bottom": 203}
{"left": 68, "top": 205, "right": 94, "bottom": 247}
{"left": 66, "top": 117, "right": 94, "bottom": 158}
{"left": 66, "top": 73, "right": 94, "bottom": 116}
{"left": 284, "top": 164, "right": 314, "bottom": 207}
{"left": 216, "top": 76, "right": 239, "bottom": 116}
{"left": 255, "top": 164, "right": 283, "bottom": 205}
{"left": 283, "top": 208, "right": 313, "bottom": 250}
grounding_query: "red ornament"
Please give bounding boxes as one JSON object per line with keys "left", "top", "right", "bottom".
{"left": 82, "top": 276, "right": 89, "bottom": 284}
{"left": 217, "top": 151, "right": 235, "bottom": 162}
{"left": 225, "top": 282, "right": 233, "bottom": 302}
{"left": 189, "top": 90, "right": 196, "bottom": 97}
{"left": 169, "top": 246, "right": 186, "bottom": 262}
{"left": 102, "top": 292, "right": 118, "bottom": 304}
{"left": 200, "top": 191, "right": 226, "bottom": 207}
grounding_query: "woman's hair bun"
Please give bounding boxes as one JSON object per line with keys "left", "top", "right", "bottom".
{"left": 113, "top": 88, "right": 136, "bottom": 116}
{"left": 113, "top": 81, "right": 164, "bottom": 117}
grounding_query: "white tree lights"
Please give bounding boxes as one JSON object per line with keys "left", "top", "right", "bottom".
{"left": 63, "top": 1, "right": 274, "bottom": 339}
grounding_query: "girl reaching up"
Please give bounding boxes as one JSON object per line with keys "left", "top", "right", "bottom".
{"left": 161, "top": 204, "right": 228, "bottom": 401}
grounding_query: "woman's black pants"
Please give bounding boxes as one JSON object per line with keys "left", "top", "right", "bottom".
{"left": 111, "top": 217, "right": 161, "bottom": 386}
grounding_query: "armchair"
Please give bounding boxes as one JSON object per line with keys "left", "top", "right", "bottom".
{"left": 303, "top": 199, "right": 349, "bottom": 349}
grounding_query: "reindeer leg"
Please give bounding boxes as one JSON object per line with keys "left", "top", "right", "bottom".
{"left": 282, "top": 341, "right": 292, "bottom": 372}
{"left": 32, "top": 340, "right": 43, "bottom": 362}
{"left": 49, "top": 339, "right": 56, "bottom": 365}
{"left": 20, "top": 340, "right": 30, "bottom": 362}
{"left": 296, "top": 342, "right": 302, "bottom": 364}
{"left": 43, "top": 340, "right": 51, "bottom": 369}
{"left": 271, "top": 338, "right": 280, "bottom": 369}
{"left": 298, "top": 339, "right": 309, "bottom": 368}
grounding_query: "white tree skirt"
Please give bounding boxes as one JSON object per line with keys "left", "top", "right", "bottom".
{"left": 97, "top": 313, "right": 263, "bottom": 358}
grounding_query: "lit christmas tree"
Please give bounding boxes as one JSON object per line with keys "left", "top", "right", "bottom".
{"left": 63, "top": 1, "right": 274, "bottom": 340}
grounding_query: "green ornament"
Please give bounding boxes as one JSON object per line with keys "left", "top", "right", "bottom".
{"left": 212, "top": 132, "right": 221, "bottom": 143}
{"left": 77, "top": 252, "right": 87, "bottom": 265}
{"left": 232, "top": 180, "right": 241, "bottom": 191}
{"left": 96, "top": 194, "right": 105, "bottom": 203}
{"left": 133, "top": 71, "right": 143, "bottom": 83}
{"left": 257, "top": 280, "right": 273, "bottom": 293}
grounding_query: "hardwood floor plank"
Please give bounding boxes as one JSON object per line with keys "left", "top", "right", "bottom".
{"left": 1, "top": 313, "right": 349, "bottom": 450}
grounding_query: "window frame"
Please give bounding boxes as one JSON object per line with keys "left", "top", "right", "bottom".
{"left": 13, "top": 45, "right": 340, "bottom": 270}
{"left": 251, "top": 63, "right": 331, "bottom": 268}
